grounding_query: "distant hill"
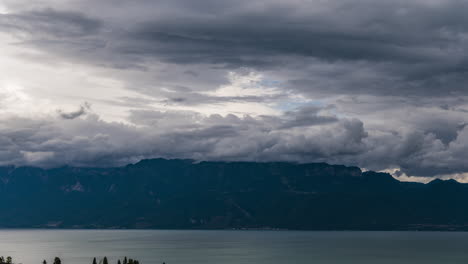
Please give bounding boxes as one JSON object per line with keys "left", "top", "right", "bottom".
{"left": 0, "top": 158, "right": 467, "bottom": 230}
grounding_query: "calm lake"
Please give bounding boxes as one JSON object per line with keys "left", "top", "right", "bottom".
{"left": 0, "top": 230, "right": 468, "bottom": 264}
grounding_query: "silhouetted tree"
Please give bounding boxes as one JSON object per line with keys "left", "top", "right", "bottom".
{"left": 6, "top": 257, "right": 12, "bottom": 264}
{"left": 117, "top": 260, "right": 121, "bottom": 264}
{"left": 103, "top": 257, "right": 108, "bottom": 264}
{"left": 0, "top": 257, "right": 5, "bottom": 264}
{"left": 43, "top": 260, "right": 47, "bottom": 264}
{"left": 92, "top": 258, "right": 97, "bottom": 264}
{"left": 123, "top": 257, "right": 127, "bottom": 264}
{"left": 53, "top": 257, "right": 61, "bottom": 264}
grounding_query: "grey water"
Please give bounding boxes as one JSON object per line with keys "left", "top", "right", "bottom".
{"left": 0, "top": 230, "right": 468, "bottom": 264}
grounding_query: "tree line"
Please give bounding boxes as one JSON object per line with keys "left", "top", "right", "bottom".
{"left": 0, "top": 256, "right": 149, "bottom": 264}
{"left": 93, "top": 257, "right": 141, "bottom": 264}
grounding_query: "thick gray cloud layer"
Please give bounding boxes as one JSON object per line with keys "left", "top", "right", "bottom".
{"left": 2, "top": 107, "right": 468, "bottom": 178}
{"left": 1, "top": 0, "right": 468, "bottom": 178}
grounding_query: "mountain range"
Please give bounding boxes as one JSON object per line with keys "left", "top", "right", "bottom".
{"left": 0, "top": 158, "right": 466, "bottom": 230}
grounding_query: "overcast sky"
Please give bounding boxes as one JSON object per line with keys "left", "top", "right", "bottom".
{"left": 1, "top": 0, "right": 468, "bottom": 181}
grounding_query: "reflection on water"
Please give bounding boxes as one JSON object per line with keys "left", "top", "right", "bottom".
{"left": 0, "top": 230, "right": 468, "bottom": 264}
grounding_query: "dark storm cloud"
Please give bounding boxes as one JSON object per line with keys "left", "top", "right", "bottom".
{"left": 74, "top": 0, "right": 468, "bottom": 69}
{"left": 2, "top": 0, "right": 468, "bottom": 99}
{"left": 3, "top": 0, "right": 468, "bottom": 177}
{"left": 3, "top": 1, "right": 468, "bottom": 88}
{"left": 0, "top": 8, "right": 101, "bottom": 37}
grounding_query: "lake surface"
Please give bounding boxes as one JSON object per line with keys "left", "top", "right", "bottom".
{"left": 1, "top": 230, "right": 468, "bottom": 264}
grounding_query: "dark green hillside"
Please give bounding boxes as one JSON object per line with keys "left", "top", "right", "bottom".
{"left": 0, "top": 159, "right": 466, "bottom": 230}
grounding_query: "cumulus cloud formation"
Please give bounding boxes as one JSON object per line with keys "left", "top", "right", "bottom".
{"left": 0, "top": 0, "right": 468, "bottom": 179}
{"left": 0, "top": 108, "right": 363, "bottom": 168}
{"left": 1, "top": 106, "right": 467, "bottom": 179}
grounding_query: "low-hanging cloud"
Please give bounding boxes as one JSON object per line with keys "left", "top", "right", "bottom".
{"left": 0, "top": 106, "right": 466, "bottom": 178}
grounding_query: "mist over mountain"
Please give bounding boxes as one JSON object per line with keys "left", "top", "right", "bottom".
{"left": 0, "top": 158, "right": 466, "bottom": 230}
